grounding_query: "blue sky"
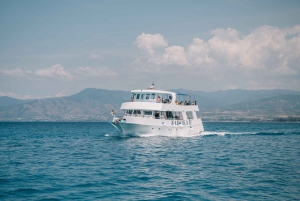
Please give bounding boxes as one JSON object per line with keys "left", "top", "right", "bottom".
{"left": 1, "top": 0, "right": 300, "bottom": 98}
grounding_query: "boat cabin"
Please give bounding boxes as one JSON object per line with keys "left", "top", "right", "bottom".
{"left": 120, "top": 88, "right": 200, "bottom": 123}
{"left": 131, "top": 90, "right": 174, "bottom": 104}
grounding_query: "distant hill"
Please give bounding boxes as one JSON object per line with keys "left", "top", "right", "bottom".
{"left": 170, "top": 88, "right": 300, "bottom": 108}
{"left": 0, "top": 88, "right": 131, "bottom": 121}
{"left": 67, "top": 88, "right": 131, "bottom": 105}
{"left": 224, "top": 94, "right": 300, "bottom": 115}
{"left": 0, "top": 96, "right": 36, "bottom": 107}
{"left": 0, "top": 88, "right": 300, "bottom": 121}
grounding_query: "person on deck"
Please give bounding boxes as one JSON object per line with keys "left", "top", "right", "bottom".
{"left": 156, "top": 96, "right": 161, "bottom": 103}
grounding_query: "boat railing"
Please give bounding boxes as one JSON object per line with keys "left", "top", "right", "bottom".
{"left": 122, "top": 99, "right": 197, "bottom": 105}
{"left": 124, "top": 114, "right": 184, "bottom": 120}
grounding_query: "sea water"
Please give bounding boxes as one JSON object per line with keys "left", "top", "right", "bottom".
{"left": 0, "top": 122, "right": 300, "bottom": 200}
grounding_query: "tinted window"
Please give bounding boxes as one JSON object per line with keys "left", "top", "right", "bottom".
{"left": 143, "top": 111, "right": 152, "bottom": 115}
{"left": 151, "top": 94, "right": 155, "bottom": 99}
{"left": 133, "top": 110, "right": 141, "bottom": 114}
{"left": 145, "top": 94, "right": 150, "bottom": 99}
{"left": 136, "top": 94, "right": 140, "bottom": 99}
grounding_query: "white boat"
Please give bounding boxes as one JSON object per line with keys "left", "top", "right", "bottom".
{"left": 108, "top": 83, "right": 204, "bottom": 135}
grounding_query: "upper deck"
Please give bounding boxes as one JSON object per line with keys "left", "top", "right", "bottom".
{"left": 120, "top": 88, "right": 199, "bottom": 111}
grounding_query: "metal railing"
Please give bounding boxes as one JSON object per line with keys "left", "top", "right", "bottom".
{"left": 122, "top": 99, "right": 197, "bottom": 105}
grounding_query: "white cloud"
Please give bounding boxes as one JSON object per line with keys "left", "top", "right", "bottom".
{"left": 206, "top": 25, "right": 300, "bottom": 73}
{"left": 75, "top": 66, "right": 116, "bottom": 77}
{"left": 135, "top": 33, "right": 168, "bottom": 55}
{"left": 136, "top": 26, "right": 300, "bottom": 76}
{"left": 0, "top": 91, "right": 68, "bottom": 99}
{"left": 1, "top": 64, "right": 117, "bottom": 81}
{"left": 89, "top": 54, "right": 104, "bottom": 59}
{"left": 34, "top": 64, "right": 72, "bottom": 79}
{"left": 0, "top": 68, "right": 32, "bottom": 77}
{"left": 224, "top": 85, "right": 239, "bottom": 90}
{"left": 55, "top": 93, "right": 64, "bottom": 97}
{"left": 153, "top": 46, "right": 190, "bottom": 66}
{"left": 187, "top": 38, "right": 214, "bottom": 65}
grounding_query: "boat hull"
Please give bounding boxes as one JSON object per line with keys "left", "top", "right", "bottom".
{"left": 112, "top": 121, "right": 204, "bottom": 136}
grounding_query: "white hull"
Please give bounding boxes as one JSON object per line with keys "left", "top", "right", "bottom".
{"left": 112, "top": 121, "right": 204, "bottom": 136}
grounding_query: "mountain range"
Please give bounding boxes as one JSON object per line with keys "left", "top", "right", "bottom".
{"left": 0, "top": 88, "right": 300, "bottom": 122}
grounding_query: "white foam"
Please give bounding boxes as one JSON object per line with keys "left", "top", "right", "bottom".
{"left": 107, "top": 131, "right": 263, "bottom": 138}
{"left": 200, "top": 131, "right": 262, "bottom": 136}
{"left": 138, "top": 132, "right": 203, "bottom": 138}
{"left": 139, "top": 133, "right": 159, "bottom": 138}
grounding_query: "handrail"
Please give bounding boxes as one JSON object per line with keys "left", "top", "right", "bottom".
{"left": 122, "top": 100, "right": 197, "bottom": 105}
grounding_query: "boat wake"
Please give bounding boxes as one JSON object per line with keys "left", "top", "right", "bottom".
{"left": 105, "top": 130, "right": 291, "bottom": 138}
{"left": 200, "top": 131, "right": 290, "bottom": 136}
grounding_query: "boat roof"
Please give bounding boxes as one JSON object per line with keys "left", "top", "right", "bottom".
{"left": 131, "top": 89, "right": 176, "bottom": 95}
{"left": 131, "top": 89, "right": 190, "bottom": 97}
{"left": 176, "top": 93, "right": 189, "bottom": 96}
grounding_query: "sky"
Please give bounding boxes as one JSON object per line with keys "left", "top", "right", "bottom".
{"left": 0, "top": 0, "right": 300, "bottom": 99}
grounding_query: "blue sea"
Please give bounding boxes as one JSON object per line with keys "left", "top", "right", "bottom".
{"left": 1, "top": 122, "right": 300, "bottom": 200}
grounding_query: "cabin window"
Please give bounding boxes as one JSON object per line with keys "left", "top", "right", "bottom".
{"left": 196, "top": 111, "right": 201, "bottom": 119}
{"left": 145, "top": 94, "right": 150, "bottom": 99}
{"left": 154, "top": 111, "right": 160, "bottom": 119}
{"left": 126, "top": 110, "right": 133, "bottom": 115}
{"left": 136, "top": 94, "right": 140, "bottom": 99}
{"left": 186, "top": 111, "right": 194, "bottom": 119}
{"left": 141, "top": 94, "right": 144, "bottom": 100}
{"left": 173, "top": 111, "right": 183, "bottom": 120}
{"left": 132, "top": 94, "right": 136, "bottom": 99}
{"left": 143, "top": 110, "right": 152, "bottom": 115}
{"left": 166, "top": 111, "right": 174, "bottom": 119}
{"left": 160, "top": 111, "right": 166, "bottom": 118}
{"left": 133, "top": 110, "right": 141, "bottom": 115}
{"left": 151, "top": 94, "right": 156, "bottom": 99}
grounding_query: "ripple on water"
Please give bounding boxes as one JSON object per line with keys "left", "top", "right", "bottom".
{"left": 0, "top": 122, "right": 300, "bottom": 200}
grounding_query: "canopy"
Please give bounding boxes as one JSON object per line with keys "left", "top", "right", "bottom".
{"left": 176, "top": 93, "right": 189, "bottom": 96}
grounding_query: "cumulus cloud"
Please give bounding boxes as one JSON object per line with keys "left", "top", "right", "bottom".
{"left": 0, "top": 68, "right": 32, "bottom": 77}
{"left": 187, "top": 38, "right": 214, "bottom": 65}
{"left": 34, "top": 64, "right": 72, "bottom": 79}
{"left": 0, "top": 65, "right": 72, "bottom": 79}
{"left": 136, "top": 25, "right": 300, "bottom": 77}
{"left": 0, "top": 64, "right": 118, "bottom": 81}
{"left": 152, "top": 46, "right": 190, "bottom": 66}
{"left": 206, "top": 25, "right": 300, "bottom": 75}
{"left": 75, "top": 66, "right": 116, "bottom": 77}
{"left": 135, "top": 33, "right": 168, "bottom": 55}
